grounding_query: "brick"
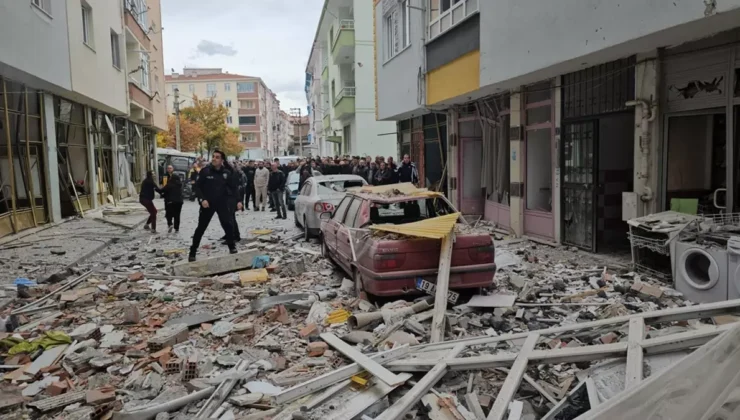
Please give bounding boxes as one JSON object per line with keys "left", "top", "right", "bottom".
{"left": 307, "top": 342, "right": 328, "bottom": 357}
{"left": 46, "top": 381, "right": 67, "bottom": 396}
{"left": 128, "top": 272, "right": 145, "bottom": 281}
{"left": 547, "top": 339, "right": 562, "bottom": 349}
{"left": 299, "top": 323, "right": 319, "bottom": 338}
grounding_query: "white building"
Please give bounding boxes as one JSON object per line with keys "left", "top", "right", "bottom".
{"left": 305, "top": 0, "right": 396, "bottom": 158}
{"left": 0, "top": 0, "right": 167, "bottom": 238}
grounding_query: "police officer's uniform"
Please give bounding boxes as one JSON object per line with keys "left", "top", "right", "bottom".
{"left": 189, "top": 163, "right": 241, "bottom": 261}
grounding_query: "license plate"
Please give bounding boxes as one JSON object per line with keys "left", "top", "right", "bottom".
{"left": 416, "top": 278, "right": 459, "bottom": 304}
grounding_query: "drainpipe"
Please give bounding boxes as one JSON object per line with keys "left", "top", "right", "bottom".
{"left": 626, "top": 99, "right": 656, "bottom": 202}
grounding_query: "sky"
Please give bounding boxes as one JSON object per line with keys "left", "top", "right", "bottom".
{"left": 161, "top": 0, "right": 324, "bottom": 112}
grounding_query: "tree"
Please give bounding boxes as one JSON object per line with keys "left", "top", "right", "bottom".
{"left": 220, "top": 128, "right": 244, "bottom": 158}
{"left": 181, "top": 96, "right": 229, "bottom": 157}
{"left": 158, "top": 116, "right": 205, "bottom": 152}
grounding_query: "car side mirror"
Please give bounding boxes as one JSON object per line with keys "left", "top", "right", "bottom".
{"left": 320, "top": 211, "right": 332, "bottom": 221}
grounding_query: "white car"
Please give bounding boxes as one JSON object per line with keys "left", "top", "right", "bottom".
{"left": 294, "top": 175, "right": 367, "bottom": 240}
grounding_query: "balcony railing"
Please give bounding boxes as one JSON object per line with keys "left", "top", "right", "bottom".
{"left": 428, "top": 0, "right": 479, "bottom": 42}
{"left": 334, "top": 86, "right": 356, "bottom": 106}
{"left": 332, "top": 19, "right": 355, "bottom": 50}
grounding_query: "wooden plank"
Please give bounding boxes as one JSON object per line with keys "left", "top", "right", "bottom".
{"left": 487, "top": 333, "right": 540, "bottom": 420}
{"left": 625, "top": 317, "right": 645, "bottom": 388}
{"left": 272, "top": 346, "right": 410, "bottom": 405}
{"left": 320, "top": 333, "right": 406, "bottom": 386}
{"left": 496, "top": 367, "right": 558, "bottom": 406}
{"left": 465, "top": 391, "right": 486, "bottom": 420}
{"left": 376, "top": 344, "right": 466, "bottom": 420}
{"left": 584, "top": 377, "right": 600, "bottom": 408}
{"left": 431, "top": 233, "right": 454, "bottom": 343}
{"left": 25, "top": 345, "right": 67, "bottom": 376}
{"left": 414, "top": 299, "right": 740, "bottom": 353}
{"left": 575, "top": 325, "right": 740, "bottom": 420}
{"left": 322, "top": 373, "right": 413, "bottom": 420}
{"left": 172, "top": 249, "right": 260, "bottom": 277}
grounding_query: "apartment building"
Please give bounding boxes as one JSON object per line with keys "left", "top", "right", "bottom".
{"left": 374, "top": 0, "right": 740, "bottom": 254}
{"left": 305, "top": 0, "right": 396, "bottom": 158}
{"left": 0, "top": 0, "right": 166, "bottom": 238}
{"left": 165, "top": 68, "right": 281, "bottom": 156}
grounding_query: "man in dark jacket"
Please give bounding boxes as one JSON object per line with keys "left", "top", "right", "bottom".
{"left": 189, "top": 150, "right": 242, "bottom": 262}
{"left": 397, "top": 154, "right": 419, "bottom": 184}
{"left": 242, "top": 160, "right": 256, "bottom": 210}
{"left": 161, "top": 168, "right": 184, "bottom": 233}
{"left": 268, "top": 162, "right": 287, "bottom": 220}
{"left": 374, "top": 161, "right": 393, "bottom": 185}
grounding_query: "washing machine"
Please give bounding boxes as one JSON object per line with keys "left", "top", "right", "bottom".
{"left": 726, "top": 237, "right": 740, "bottom": 300}
{"left": 674, "top": 240, "right": 728, "bottom": 303}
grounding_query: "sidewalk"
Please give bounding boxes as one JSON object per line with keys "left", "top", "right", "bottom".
{"left": 0, "top": 200, "right": 159, "bottom": 285}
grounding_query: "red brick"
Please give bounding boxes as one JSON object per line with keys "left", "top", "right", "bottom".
{"left": 128, "top": 272, "right": 144, "bottom": 281}
{"left": 46, "top": 381, "right": 67, "bottom": 396}
{"left": 86, "top": 388, "right": 116, "bottom": 405}
{"left": 307, "top": 342, "right": 328, "bottom": 357}
{"left": 599, "top": 332, "right": 619, "bottom": 344}
{"left": 299, "top": 323, "right": 319, "bottom": 338}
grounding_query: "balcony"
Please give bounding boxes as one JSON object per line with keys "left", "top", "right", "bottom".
{"left": 333, "top": 85, "right": 355, "bottom": 121}
{"left": 428, "top": 0, "right": 479, "bottom": 42}
{"left": 321, "top": 59, "right": 329, "bottom": 84}
{"left": 323, "top": 114, "right": 331, "bottom": 131}
{"left": 331, "top": 20, "right": 355, "bottom": 64}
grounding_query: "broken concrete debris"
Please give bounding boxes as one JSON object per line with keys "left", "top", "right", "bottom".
{"left": 3, "top": 223, "right": 738, "bottom": 420}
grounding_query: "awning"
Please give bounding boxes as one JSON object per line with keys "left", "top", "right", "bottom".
{"left": 369, "top": 213, "right": 459, "bottom": 239}
{"left": 327, "top": 135, "right": 342, "bottom": 143}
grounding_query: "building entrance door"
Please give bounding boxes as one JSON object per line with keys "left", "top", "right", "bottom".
{"left": 562, "top": 120, "right": 597, "bottom": 251}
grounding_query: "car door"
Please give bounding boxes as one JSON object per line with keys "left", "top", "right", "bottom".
{"left": 326, "top": 196, "right": 352, "bottom": 257}
{"left": 294, "top": 180, "right": 312, "bottom": 225}
{"left": 336, "top": 197, "right": 362, "bottom": 270}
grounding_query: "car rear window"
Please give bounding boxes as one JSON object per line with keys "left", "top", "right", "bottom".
{"left": 317, "top": 180, "right": 364, "bottom": 194}
{"left": 369, "top": 198, "right": 455, "bottom": 225}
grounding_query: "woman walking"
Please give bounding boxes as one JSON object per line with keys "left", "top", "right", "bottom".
{"left": 161, "top": 171, "right": 184, "bottom": 233}
{"left": 140, "top": 170, "right": 162, "bottom": 233}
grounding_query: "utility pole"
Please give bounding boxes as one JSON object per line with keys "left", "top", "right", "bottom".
{"left": 290, "top": 107, "right": 303, "bottom": 157}
{"left": 174, "top": 88, "right": 182, "bottom": 151}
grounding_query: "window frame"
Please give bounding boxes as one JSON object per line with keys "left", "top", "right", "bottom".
{"left": 344, "top": 197, "right": 363, "bottom": 226}
{"left": 31, "top": 0, "right": 52, "bottom": 17}
{"left": 224, "top": 100, "right": 232, "bottom": 108}
{"left": 239, "top": 116, "right": 257, "bottom": 125}
{"left": 224, "top": 83, "right": 231, "bottom": 92}
{"left": 206, "top": 83, "right": 217, "bottom": 97}
{"left": 110, "top": 31, "right": 121, "bottom": 69}
{"left": 237, "top": 82, "right": 255, "bottom": 93}
{"left": 140, "top": 52, "right": 150, "bottom": 90}
{"left": 226, "top": 115, "right": 233, "bottom": 125}
{"left": 188, "top": 84, "right": 194, "bottom": 92}
{"left": 333, "top": 197, "right": 353, "bottom": 221}
{"left": 81, "top": 4, "right": 93, "bottom": 47}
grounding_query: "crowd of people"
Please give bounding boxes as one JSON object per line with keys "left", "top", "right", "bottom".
{"left": 142, "top": 152, "right": 419, "bottom": 262}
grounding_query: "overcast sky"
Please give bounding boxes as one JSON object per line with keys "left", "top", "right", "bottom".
{"left": 161, "top": 0, "right": 323, "bottom": 112}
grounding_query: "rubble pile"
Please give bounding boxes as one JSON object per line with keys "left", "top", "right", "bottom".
{"left": 1, "top": 226, "right": 732, "bottom": 420}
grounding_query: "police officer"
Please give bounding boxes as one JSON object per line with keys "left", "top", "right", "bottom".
{"left": 189, "top": 150, "right": 242, "bottom": 262}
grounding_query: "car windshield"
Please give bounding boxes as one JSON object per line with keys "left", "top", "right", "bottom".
{"left": 369, "top": 198, "right": 455, "bottom": 225}
{"left": 287, "top": 172, "right": 299, "bottom": 184}
{"left": 317, "top": 180, "right": 364, "bottom": 194}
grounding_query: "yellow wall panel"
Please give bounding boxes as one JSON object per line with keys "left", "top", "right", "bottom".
{"left": 426, "top": 50, "right": 480, "bottom": 105}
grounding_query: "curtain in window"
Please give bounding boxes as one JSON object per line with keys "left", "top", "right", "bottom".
{"left": 480, "top": 106, "right": 509, "bottom": 204}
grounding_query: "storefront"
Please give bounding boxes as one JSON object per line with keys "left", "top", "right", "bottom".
{"left": 660, "top": 31, "right": 740, "bottom": 214}
{"left": 90, "top": 109, "right": 115, "bottom": 206}
{"left": 0, "top": 76, "right": 49, "bottom": 237}
{"left": 560, "top": 58, "right": 636, "bottom": 252}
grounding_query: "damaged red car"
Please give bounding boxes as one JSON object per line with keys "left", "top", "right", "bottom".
{"left": 319, "top": 191, "right": 496, "bottom": 299}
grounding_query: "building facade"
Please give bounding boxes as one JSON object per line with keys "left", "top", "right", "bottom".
{"left": 374, "top": 0, "right": 740, "bottom": 253}
{"left": 0, "top": 0, "right": 166, "bottom": 238}
{"left": 305, "top": 0, "right": 396, "bottom": 158}
{"left": 165, "top": 68, "right": 284, "bottom": 157}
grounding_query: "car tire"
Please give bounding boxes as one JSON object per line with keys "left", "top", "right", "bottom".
{"left": 304, "top": 216, "right": 310, "bottom": 241}
{"left": 320, "top": 235, "right": 329, "bottom": 256}
{"left": 294, "top": 212, "right": 301, "bottom": 228}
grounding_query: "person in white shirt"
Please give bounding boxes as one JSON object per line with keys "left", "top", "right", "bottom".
{"left": 253, "top": 160, "right": 270, "bottom": 211}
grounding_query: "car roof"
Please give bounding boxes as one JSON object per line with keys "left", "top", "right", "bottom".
{"left": 311, "top": 175, "right": 366, "bottom": 183}
{"left": 345, "top": 191, "right": 444, "bottom": 203}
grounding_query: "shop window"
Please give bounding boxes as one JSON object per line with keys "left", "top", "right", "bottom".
{"left": 734, "top": 68, "right": 740, "bottom": 97}
{"left": 526, "top": 128, "right": 552, "bottom": 212}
